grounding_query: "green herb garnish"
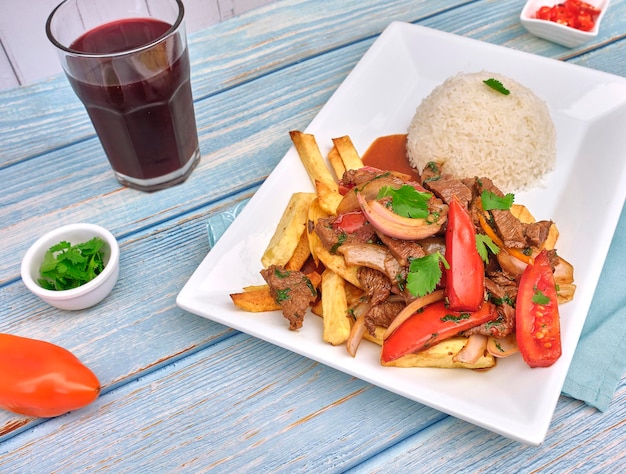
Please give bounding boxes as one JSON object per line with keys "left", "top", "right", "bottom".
{"left": 38, "top": 237, "right": 105, "bottom": 291}
{"left": 377, "top": 185, "right": 432, "bottom": 218}
{"left": 476, "top": 234, "right": 500, "bottom": 263}
{"left": 532, "top": 289, "right": 551, "bottom": 305}
{"left": 440, "top": 312, "right": 471, "bottom": 323}
{"left": 483, "top": 78, "right": 510, "bottom": 95}
{"left": 406, "top": 252, "right": 449, "bottom": 298}
{"left": 481, "top": 190, "right": 515, "bottom": 211}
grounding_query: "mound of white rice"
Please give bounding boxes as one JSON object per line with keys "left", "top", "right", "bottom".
{"left": 406, "top": 71, "right": 556, "bottom": 191}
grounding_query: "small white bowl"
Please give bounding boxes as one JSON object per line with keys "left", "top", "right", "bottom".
{"left": 21, "top": 223, "right": 120, "bottom": 310}
{"left": 520, "top": 0, "right": 610, "bottom": 48}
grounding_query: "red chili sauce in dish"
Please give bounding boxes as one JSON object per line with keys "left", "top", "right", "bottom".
{"left": 535, "top": 0, "right": 601, "bottom": 32}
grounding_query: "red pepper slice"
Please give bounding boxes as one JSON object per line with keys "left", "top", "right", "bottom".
{"left": 515, "top": 250, "right": 562, "bottom": 368}
{"left": 445, "top": 197, "right": 484, "bottom": 311}
{"left": 381, "top": 301, "right": 497, "bottom": 363}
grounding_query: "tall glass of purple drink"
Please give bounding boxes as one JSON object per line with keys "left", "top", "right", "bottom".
{"left": 46, "top": 0, "right": 200, "bottom": 192}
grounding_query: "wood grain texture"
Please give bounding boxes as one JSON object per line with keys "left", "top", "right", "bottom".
{"left": 1, "top": 0, "right": 625, "bottom": 469}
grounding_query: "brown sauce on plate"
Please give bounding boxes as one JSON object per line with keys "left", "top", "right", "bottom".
{"left": 361, "top": 134, "right": 420, "bottom": 181}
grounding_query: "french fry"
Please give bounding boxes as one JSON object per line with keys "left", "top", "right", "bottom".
{"left": 344, "top": 281, "right": 365, "bottom": 308}
{"left": 230, "top": 286, "right": 281, "bottom": 312}
{"left": 307, "top": 197, "right": 328, "bottom": 267}
{"left": 321, "top": 269, "right": 352, "bottom": 345}
{"left": 381, "top": 337, "right": 496, "bottom": 369}
{"left": 311, "top": 237, "right": 362, "bottom": 289}
{"left": 510, "top": 204, "right": 559, "bottom": 250}
{"left": 290, "top": 131, "right": 338, "bottom": 193}
{"left": 261, "top": 192, "right": 316, "bottom": 268}
{"left": 332, "top": 135, "right": 363, "bottom": 171}
{"left": 327, "top": 145, "right": 346, "bottom": 181}
{"left": 285, "top": 229, "right": 311, "bottom": 271}
{"left": 510, "top": 204, "right": 535, "bottom": 223}
{"left": 315, "top": 179, "right": 343, "bottom": 215}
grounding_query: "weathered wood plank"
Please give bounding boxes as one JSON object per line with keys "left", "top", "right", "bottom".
{"left": 0, "top": 332, "right": 622, "bottom": 471}
{"left": 351, "top": 376, "right": 626, "bottom": 472}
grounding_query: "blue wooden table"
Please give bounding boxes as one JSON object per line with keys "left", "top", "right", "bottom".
{"left": 1, "top": 0, "right": 625, "bottom": 471}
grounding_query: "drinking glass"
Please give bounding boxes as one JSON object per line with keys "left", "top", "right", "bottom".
{"left": 46, "top": 0, "right": 200, "bottom": 192}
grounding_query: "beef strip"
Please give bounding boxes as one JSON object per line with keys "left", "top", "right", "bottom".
{"left": 364, "top": 300, "right": 405, "bottom": 336}
{"left": 525, "top": 220, "right": 553, "bottom": 247}
{"left": 491, "top": 209, "right": 527, "bottom": 249}
{"left": 461, "top": 303, "right": 515, "bottom": 338}
{"left": 357, "top": 266, "right": 391, "bottom": 306}
{"left": 469, "top": 177, "right": 527, "bottom": 249}
{"left": 376, "top": 231, "right": 425, "bottom": 266}
{"left": 422, "top": 166, "right": 473, "bottom": 207}
{"left": 486, "top": 272, "right": 518, "bottom": 303}
{"left": 341, "top": 168, "right": 385, "bottom": 187}
{"left": 260, "top": 265, "right": 317, "bottom": 330}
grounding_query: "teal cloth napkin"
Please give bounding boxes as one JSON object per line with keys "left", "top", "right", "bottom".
{"left": 561, "top": 204, "right": 626, "bottom": 411}
{"left": 207, "top": 199, "right": 626, "bottom": 411}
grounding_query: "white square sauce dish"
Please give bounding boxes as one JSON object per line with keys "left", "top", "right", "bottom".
{"left": 520, "top": 0, "right": 610, "bottom": 48}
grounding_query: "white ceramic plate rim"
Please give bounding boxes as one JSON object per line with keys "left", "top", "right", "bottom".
{"left": 177, "top": 22, "right": 626, "bottom": 445}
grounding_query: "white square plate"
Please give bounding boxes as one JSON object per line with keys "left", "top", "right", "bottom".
{"left": 177, "top": 22, "right": 626, "bottom": 445}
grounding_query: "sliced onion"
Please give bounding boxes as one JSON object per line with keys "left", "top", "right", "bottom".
{"left": 382, "top": 289, "right": 445, "bottom": 340}
{"left": 339, "top": 244, "right": 389, "bottom": 273}
{"left": 336, "top": 175, "right": 404, "bottom": 214}
{"left": 452, "top": 334, "right": 488, "bottom": 364}
{"left": 496, "top": 251, "right": 528, "bottom": 281}
{"left": 554, "top": 256, "right": 574, "bottom": 285}
{"left": 345, "top": 302, "right": 372, "bottom": 357}
{"left": 486, "top": 334, "right": 519, "bottom": 358}
{"left": 357, "top": 192, "right": 443, "bottom": 240}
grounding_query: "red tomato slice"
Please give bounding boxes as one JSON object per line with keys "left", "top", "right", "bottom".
{"left": 333, "top": 210, "right": 368, "bottom": 233}
{"left": 445, "top": 197, "right": 484, "bottom": 311}
{"left": 515, "top": 250, "right": 562, "bottom": 368}
{"left": 381, "top": 301, "right": 497, "bottom": 363}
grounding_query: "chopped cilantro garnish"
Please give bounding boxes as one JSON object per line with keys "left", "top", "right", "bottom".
{"left": 38, "top": 237, "right": 105, "bottom": 291}
{"left": 440, "top": 312, "right": 471, "bottom": 323}
{"left": 476, "top": 234, "right": 500, "bottom": 263}
{"left": 377, "top": 185, "right": 432, "bottom": 219}
{"left": 483, "top": 78, "right": 510, "bottom": 95}
{"left": 481, "top": 190, "right": 515, "bottom": 211}
{"left": 532, "top": 289, "right": 551, "bottom": 305}
{"left": 406, "top": 252, "right": 449, "bottom": 298}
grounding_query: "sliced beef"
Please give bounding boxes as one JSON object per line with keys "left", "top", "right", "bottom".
{"left": 315, "top": 215, "right": 377, "bottom": 253}
{"left": 423, "top": 174, "right": 473, "bottom": 208}
{"left": 491, "top": 209, "right": 527, "bottom": 249}
{"left": 261, "top": 265, "right": 317, "bottom": 330}
{"left": 419, "top": 161, "right": 443, "bottom": 185}
{"left": 341, "top": 167, "right": 384, "bottom": 188}
{"left": 525, "top": 220, "right": 553, "bottom": 247}
{"left": 486, "top": 272, "right": 518, "bottom": 304}
{"left": 357, "top": 266, "right": 391, "bottom": 306}
{"left": 376, "top": 231, "right": 425, "bottom": 266}
{"left": 364, "top": 300, "right": 405, "bottom": 336}
{"left": 461, "top": 303, "right": 515, "bottom": 338}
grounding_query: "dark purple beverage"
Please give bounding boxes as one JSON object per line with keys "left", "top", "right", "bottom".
{"left": 66, "top": 18, "right": 199, "bottom": 190}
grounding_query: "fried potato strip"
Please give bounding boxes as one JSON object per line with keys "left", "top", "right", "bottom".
{"left": 321, "top": 269, "right": 352, "bottom": 345}
{"left": 261, "top": 192, "right": 316, "bottom": 268}
{"left": 290, "top": 131, "right": 338, "bottom": 193}
{"left": 332, "top": 136, "right": 363, "bottom": 171}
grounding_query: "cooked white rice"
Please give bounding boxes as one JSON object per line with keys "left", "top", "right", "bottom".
{"left": 406, "top": 71, "right": 556, "bottom": 191}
